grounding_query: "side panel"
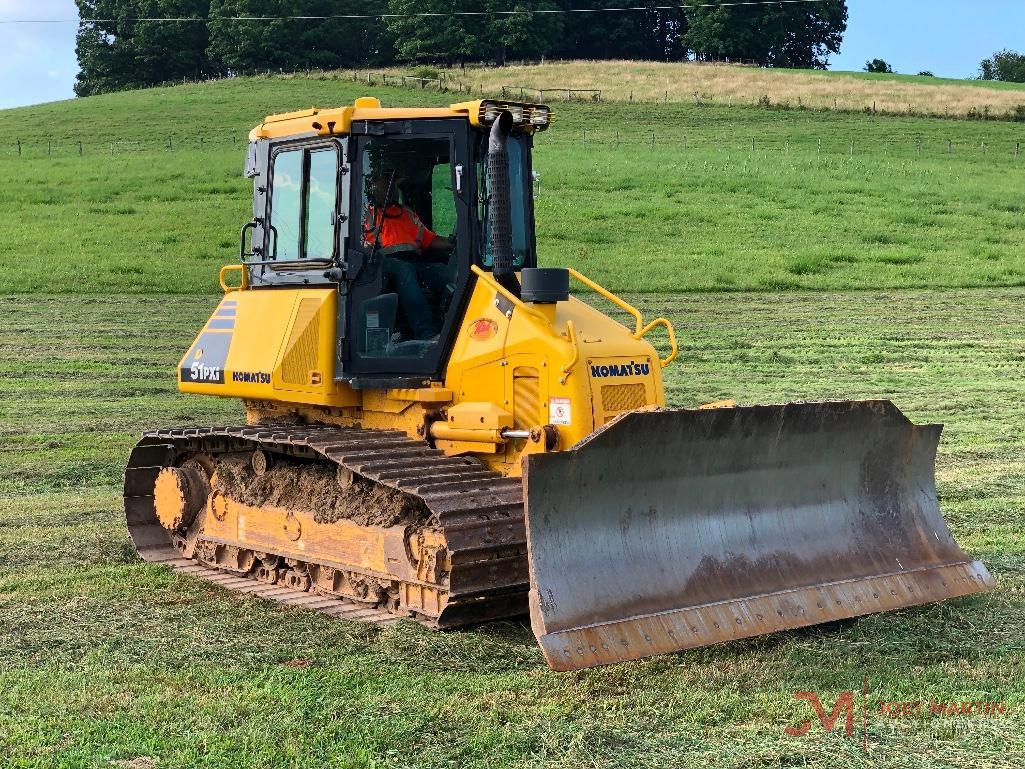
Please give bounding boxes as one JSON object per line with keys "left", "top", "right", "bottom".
{"left": 443, "top": 272, "right": 665, "bottom": 469}
{"left": 178, "top": 289, "right": 358, "bottom": 408}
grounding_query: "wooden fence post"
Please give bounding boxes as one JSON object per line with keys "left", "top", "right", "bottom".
{"left": 16, "top": 139, "right": 21, "bottom": 156}
{"left": 78, "top": 141, "right": 83, "bottom": 156}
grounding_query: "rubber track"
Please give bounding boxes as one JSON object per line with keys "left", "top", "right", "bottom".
{"left": 124, "top": 424, "right": 529, "bottom": 627}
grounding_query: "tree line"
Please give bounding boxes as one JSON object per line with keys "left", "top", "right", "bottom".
{"left": 74, "top": 0, "right": 848, "bottom": 96}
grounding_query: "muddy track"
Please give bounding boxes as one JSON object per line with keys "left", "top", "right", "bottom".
{"left": 124, "top": 424, "right": 529, "bottom": 627}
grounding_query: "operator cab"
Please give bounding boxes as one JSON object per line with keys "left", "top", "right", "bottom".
{"left": 240, "top": 98, "right": 548, "bottom": 386}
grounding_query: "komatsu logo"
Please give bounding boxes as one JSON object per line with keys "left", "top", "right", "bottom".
{"left": 590, "top": 361, "right": 650, "bottom": 378}
{"left": 232, "top": 370, "right": 271, "bottom": 384}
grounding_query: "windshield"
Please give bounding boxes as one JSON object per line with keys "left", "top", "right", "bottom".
{"left": 478, "top": 133, "right": 532, "bottom": 269}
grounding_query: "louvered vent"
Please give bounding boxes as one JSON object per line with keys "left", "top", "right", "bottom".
{"left": 513, "top": 366, "right": 540, "bottom": 430}
{"left": 281, "top": 299, "right": 320, "bottom": 385}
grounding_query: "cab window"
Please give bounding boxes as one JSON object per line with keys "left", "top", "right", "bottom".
{"left": 354, "top": 135, "right": 458, "bottom": 360}
{"left": 479, "top": 134, "right": 530, "bottom": 269}
{"left": 268, "top": 144, "right": 339, "bottom": 261}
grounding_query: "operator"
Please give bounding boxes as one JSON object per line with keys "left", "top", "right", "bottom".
{"left": 363, "top": 171, "right": 455, "bottom": 340}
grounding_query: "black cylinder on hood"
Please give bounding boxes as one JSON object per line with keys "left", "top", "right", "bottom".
{"left": 487, "top": 110, "right": 519, "bottom": 295}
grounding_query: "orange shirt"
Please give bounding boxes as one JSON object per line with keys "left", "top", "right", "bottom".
{"left": 363, "top": 204, "right": 436, "bottom": 250}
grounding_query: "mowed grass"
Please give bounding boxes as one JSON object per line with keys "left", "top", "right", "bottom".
{"left": 1, "top": 291, "right": 1023, "bottom": 768}
{"left": 1, "top": 71, "right": 1024, "bottom": 766}
{"left": 1, "top": 76, "right": 1024, "bottom": 294}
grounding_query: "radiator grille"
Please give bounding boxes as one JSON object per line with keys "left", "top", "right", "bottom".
{"left": 280, "top": 298, "right": 320, "bottom": 385}
{"left": 601, "top": 383, "right": 647, "bottom": 414}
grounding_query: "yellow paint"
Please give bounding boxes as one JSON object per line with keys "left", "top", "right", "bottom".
{"left": 249, "top": 97, "right": 550, "bottom": 140}
{"left": 180, "top": 265, "right": 669, "bottom": 474}
{"left": 179, "top": 288, "right": 359, "bottom": 408}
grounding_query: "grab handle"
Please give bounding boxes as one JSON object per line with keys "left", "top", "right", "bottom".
{"left": 219, "top": 264, "right": 248, "bottom": 293}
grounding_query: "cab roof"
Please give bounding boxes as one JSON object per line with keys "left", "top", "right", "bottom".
{"left": 249, "top": 97, "right": 549, "bottom": 140}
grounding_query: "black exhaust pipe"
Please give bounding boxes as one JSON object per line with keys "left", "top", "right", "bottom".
{"left": 488, "top": 110, "right": 519, "bottom": 296}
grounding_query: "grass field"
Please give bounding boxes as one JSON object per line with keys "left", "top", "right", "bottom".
{"left": 374, "top": 59, "right": 1025, "bottom": 119}
{"left": 1, "top": 76, "right": 1024, "bottom": 294}
{"left": 2, "top": 69, "right": 1025, "bottom": 767}
{"left": 2, "top": 290, "right": 1024, "bottom": 768}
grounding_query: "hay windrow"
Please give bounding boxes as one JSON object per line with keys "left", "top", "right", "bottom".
{"left": 212, "top": 453, "right": 430, "bottom": 528}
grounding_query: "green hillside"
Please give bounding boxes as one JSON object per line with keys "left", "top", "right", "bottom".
{"left": 3, "top": 73, "right": 1025, "bottom": 768}
{"left": 1, "top": 73, "right": 1023, "bottom": 294}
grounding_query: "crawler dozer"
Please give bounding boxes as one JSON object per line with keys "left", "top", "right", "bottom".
{"left": 125, "top": 97, "right": 993, "bottom": 670}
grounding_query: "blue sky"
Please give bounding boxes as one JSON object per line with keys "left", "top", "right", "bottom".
{"left": 1, "top": 1, "right": 1023, "bottom": 110}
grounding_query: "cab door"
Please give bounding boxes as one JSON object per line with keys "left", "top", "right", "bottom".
{"left": 340, "top": 118, "right": 472, "bottom": 383}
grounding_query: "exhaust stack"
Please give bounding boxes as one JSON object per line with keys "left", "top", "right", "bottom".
{"left": 487, "top": 111, "right": 519, "bottom": 296}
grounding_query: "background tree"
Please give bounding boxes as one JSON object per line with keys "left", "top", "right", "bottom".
{"left": 75, "top": 0, "right": 211, "bottom": 96}
{"left": 864, "top": 58, "right": 894, "bottom": 73}
{"left": 384, "top": 0, "right": 482, "bottom": 66}
{"left": 554, "top": 0, "right": 686, "bottom": 61}
{"left": 979, "top": 49, "right": 1025, "bottom": 83}
{"left": 484, "top": 1, "right": 563, "bottom": 66}
{"left": 684, "top": 0, "right": 846, "bottom": 68}
{"left": 206, "top": 0, "right": 391, "bottom": 74}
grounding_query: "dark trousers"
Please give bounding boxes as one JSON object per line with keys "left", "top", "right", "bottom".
{"left": 383, "top": 258, "right": 451, "bottom": 339}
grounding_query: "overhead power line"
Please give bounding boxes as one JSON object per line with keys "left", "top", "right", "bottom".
{"left": 0, "top": 0, "right": 840, "bottom": 24}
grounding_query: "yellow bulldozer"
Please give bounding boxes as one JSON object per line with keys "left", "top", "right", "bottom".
{"left": 125, "top": 97, "right": 993, "bottom": 670}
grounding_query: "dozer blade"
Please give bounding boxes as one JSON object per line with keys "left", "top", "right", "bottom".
{"left": 523, "top": 400, "right": 993, "bottom": 671}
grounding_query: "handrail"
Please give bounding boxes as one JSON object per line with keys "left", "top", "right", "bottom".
{"left": 638, "top": 317, "right": 679, "bottom": 367}
{"left": 473, "top": 265, "right": 679, "bottom": 370}
{"left": 559, "top": 320, "right": 578, "bottom": 384}
{"left": 566, "top": 268, "right": 679, "bottom": 368}
{"left": 470, "top": 265, "right": 549, "bottom": 325}
{"left": 566, "top": 268, "right": 643, "bottom": 335}
{"left": 219, "top": 264, "right": 248, "bottom": 293}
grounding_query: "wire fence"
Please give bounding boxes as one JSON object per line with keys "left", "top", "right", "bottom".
{"left": 3, "top": 131, "right": 1021, "bottom": 161}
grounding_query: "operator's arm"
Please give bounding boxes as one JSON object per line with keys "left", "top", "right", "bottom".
{"left": 416, "top": 221, "right": 454, "bottom": 260}
{"left": 426, "top": 235, "right": 454, "bottom": 255}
